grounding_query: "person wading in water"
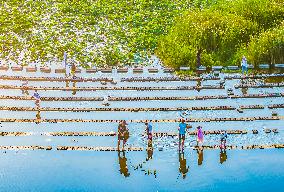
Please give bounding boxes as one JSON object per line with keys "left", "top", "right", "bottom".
{"left": 117, "top": 120, "right": 129, "bottom": 151}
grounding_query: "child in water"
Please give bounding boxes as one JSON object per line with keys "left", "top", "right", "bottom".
{"left": 220, "top": 130, "right": 228, "bottom": 149}
{"left": 196, "top": 126, "right": 204, "bottom": 147}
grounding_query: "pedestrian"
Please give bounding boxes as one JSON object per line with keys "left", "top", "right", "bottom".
{"left": 145, "top": 121, "right": 153, "bottom": 141}
{"left": 220, "top": 130, "right": 227, "bottom": 149}
{"left": 33, "top": 90, "right": 41, "bottom": 108}
{"left": 196, "top": 126, "right": 204, "bottom": 147}
{"left": 178, "top": 119, "right": 189, "bottom": 151}
{"left": 241, "top": 56, "right": 248, "bottom": 75}
{"left": 117, "top": 120, "right": 129, "bottom": 151}
{"left": 22, "top": 80, "right": 29, "bottom": 95}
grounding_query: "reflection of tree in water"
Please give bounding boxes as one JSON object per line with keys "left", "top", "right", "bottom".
{"left": 118, "top": 151, "right": 130, "bottom": 177}
{"left": 179, "top": 152, "right": 189, "bottom": 179}
{"left": 220, "top": 150, "right": 227, "bottom": 164}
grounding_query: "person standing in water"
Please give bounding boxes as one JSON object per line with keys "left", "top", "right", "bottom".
{"left": 117, "top": 120, "right": 129, "bottom": 151}
{"left": 196, "top": 126, "right": 204, "bottom": 148}
{"left": 145, "top": 121, "right": 153, "bottom": 161}
{"left": 33, "top": 90, "right": 41, "bottom": 108}
{"left": 178, "top": 119, "right": 190, "bottom": 151}
{"left": 145, "top": 121, "right": 153, "bottom": 143}
{"left": 220, "top": 130, "right": 228, "bottom": 149}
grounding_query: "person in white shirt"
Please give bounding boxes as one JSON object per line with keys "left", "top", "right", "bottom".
{"left": 241, "top": 56, "right": 248, "bottom": 75}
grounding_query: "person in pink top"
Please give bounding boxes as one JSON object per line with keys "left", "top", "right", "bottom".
{"left": 196, "top": 126, "right": 204, "bottom": 148}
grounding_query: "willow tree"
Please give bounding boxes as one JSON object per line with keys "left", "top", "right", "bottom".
{"left": 248, "top": 22, "right": 284, "bottom": 65}
{"left": 156, "top": 9, "right": 258, "bottom": 69}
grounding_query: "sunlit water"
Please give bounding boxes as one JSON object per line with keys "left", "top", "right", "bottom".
{"left": 0, "top": 68, "right": 283, "bottom": 191}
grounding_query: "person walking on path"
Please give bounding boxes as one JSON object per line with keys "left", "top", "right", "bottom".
{"left": 21, "top": 80, "right": 29, "bottom": 95}
{"left": 33, "top": 90, "right": 41, "bottom": 108}
{"left": 117, "top": 120, "right": 129, "bottom": 151}
{"left": 178, "top": 119, "right": 190, "bottom": 151}
{"left": 241, "top": 56, "right": 248, "bottom": 75}
{"left": 196, "top": 126, "right": 204, "bottom": 148}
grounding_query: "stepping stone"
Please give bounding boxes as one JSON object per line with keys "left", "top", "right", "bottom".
{"left": 133, "top": 68, "right": 144, "bottom": 73}
{"left": 85, "top": 69, "right": 97, "bottom": 73}
{"left": 272, "top": 129, "right": 278, "bottom": 133}
{"left": 227, "top": 66, "right": 239, "bottom": 70}
{"left": 247, "top": 64, "right": 254, "bottom": 69}
{"left": 75, "top": 69, "right": 81, "bottom": 73}
{"left": 274, "top": 64, "right": 284, "bottom": 68}
{"left": 264, "top": 129, "right": 271, "bottom": 133}
{"left": 40, "top": 67, "right": 51, "bottom": 73}
{"left": 26, "top": 67, "right": 37, "bottom": 72}
{"left": 163, "top": 68, "right": 174, "bottom": 73}
{"left": 179, "top": 66, "right": 190, "bottom": 71}
{"left": 148, "top": 68, "right": 159, "bottom": 73}
{"left": 237, "top": 108, "right": 244, "bottom": 113}
{"left": 272, "top": 111, "right": 278, "bottom": 116}
{"left": 11, "top": 66, "right": 23, "bottom": 71}
{"left": 196, "top": 66, "right": 206, "bottom": 71}
{"left": 213, "top": 71, "right": 220, "bottom": 76}
{"left": 212, "top": 66, "right": 223, "bottom": 71}
{"left": 259, "top": 64, "right": 270, "bottom": 69}
{"left": 98, "top": 68, "right": 112, "bottom": 73}
{"left": 55, "top": 68, "right": 66, "bottom": 73}
{"left": 0, "top": 65, "right": 9, "bottom": 70}
{"left": 117, "top": 68, "right": 128, "bottom": 73}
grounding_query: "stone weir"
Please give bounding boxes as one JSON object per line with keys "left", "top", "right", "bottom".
{"left": 0, "top": 93, "right": 282, "bottom": 101}
{"left": 0, "top": 84, "right": 224, "bottom": 91}
{"left": 0, "top": 116, "right": 281, "bottom": 123}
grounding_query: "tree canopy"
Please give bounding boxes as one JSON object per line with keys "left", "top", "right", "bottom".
{"left": 156, "top": 0, "right": 284, "bottom": 69}
{"left": 0, "top": 0, "right": 196, "bottom": 67}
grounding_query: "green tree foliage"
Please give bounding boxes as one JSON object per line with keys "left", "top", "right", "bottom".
{"left": 156, "top": 0, "right": 284, "bottom": 69}
{"left": 157, "top": 9, "right": 258, "bottom": 69}
{"left": 1, "top": 0, "right": 197, "bottom": 67}
{"left": 248, "top": 22, "right": 284, "bottom": 65}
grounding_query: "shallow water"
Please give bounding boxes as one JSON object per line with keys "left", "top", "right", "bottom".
{"left": 0, "top": 150, "right": 283, "bottom": 192}
{"left": 0, "top": 69, "right": 283, "bottom": 191}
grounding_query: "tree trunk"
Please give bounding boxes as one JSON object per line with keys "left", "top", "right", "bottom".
{"left": 196, "top": 49, "right": 202, "bottom": 68}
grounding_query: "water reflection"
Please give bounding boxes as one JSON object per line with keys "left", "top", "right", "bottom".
{"left": 146, "top": 136, "right": 153, "bottom": 161}
{"left": 35, "top": 110, "right": 41, "bottom": 124}
{"left": 118, "top": 151, "right": 130, "bottom": 177}
{"left": 179, "top": 151, "right": 189, "bottom": 179}
{"left": 197, "top": 148, "right": 204, "bottom": 166}
{"left": 220, "top": 149, "right": 227, "bottom": 164}
{"left": 72, "top": 81, "right": 77, "bottom": 95}
{"left": 241, "top": 79, "right": 248, "bottom": 95}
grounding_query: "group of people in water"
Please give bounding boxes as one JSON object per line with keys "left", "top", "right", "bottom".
{"left": 117, "top": 119, "right": 228, "bottom": 178}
